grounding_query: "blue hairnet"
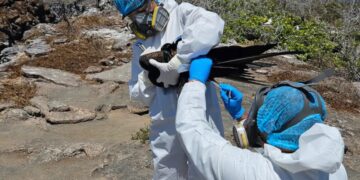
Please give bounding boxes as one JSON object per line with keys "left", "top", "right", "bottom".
{"left": 114, "top": 0, "right": 146, "bottom": 16}
{"left": 257, "top": 86, "right": 327, "bottom": 151}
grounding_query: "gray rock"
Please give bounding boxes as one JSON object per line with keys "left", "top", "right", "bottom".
{"left": 0, "top": 72, "right": 11, "bottom": 78}
{"left": 127, "top": 101, "right": 149, "bottom": 115}
{"left": 22, "top": 66, "right": 83, "bottom": 87}
{"left": 53, "top": 38, "right": 68, "bottom": 45}
{"left": 95, "top": 104, "right": 112, "bottom": 113}
{"left": 25, "top": 38, "right": 51, "bottom": 57}
{"left": 4, "top": 108, "right": 30, "bottom": 121}
{"left": 111, "top": 104, "right": 127, "bottom": 110}
{"left": 86, "top": 63, "right": 131, "bottom": 83}
{"left": 29, "top": 143, "right": 105, "bottom": 163}
{"left": 0, "top": 102, "right": 16, "bottom": 111}
{"left": 0, "top": 45, "right": 25, "bottom": 70}
{"left": 1, "top": 46, "right": 19, "bottom": 62}
{"left": 99, "top": 57, "right": 115, "bottom": 66}
{"left": 98, "top": 0, "right": 112, "bottom": 9}
{"left": 280, "top": 54, "right": 308, "bottom": 66}
{"left": 24, "top": 117, "right": 49, "bottom": 131}
{"left": 119, "top": 57, "right": 130, "bottom": 63}
{"left": 23, "top": 24, "right": 57, "bottom": 40}
{"left": 353, "top": 82, "right": 360, "bottom": 97}
{"left": 23, "top": 106, "right": 41, "bottom": 116}
{"left": 48, "top": 101, "right": 71, "bottom": 112}
{"left": 84, "top": 66, "right": 103, "bottom": 74}
{"left": 46, "top": 108, "right": 96, "bottom": 124}
{"left": 82, "top": 7, "right": 100, "bottom": 16}
{"left": 112, "top": 38, "right": 131, "bottom": 51}
{"left": 97, "top": 81, "right": 119, "bottom": 96}
{"left": 30, "top": 96, "right": 50, "bottom": 115}
{"left": 94, "top": 113, "right": 107, "bottom": 121}
{"left": 82, "top": 28, "right": 133, "bottom": 50}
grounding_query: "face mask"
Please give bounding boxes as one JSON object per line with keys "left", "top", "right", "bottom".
{"left": 129, "top": 5, "right": 170, "bottom": 39}
{"left": 233, "top": 80, "right": 327, "bottom": 149}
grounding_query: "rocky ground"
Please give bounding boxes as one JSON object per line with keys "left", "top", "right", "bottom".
{"left": 0, "top": 1, "right": 359, "bottom": 179}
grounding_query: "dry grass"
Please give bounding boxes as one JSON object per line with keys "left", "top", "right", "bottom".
{"left": 267, "top": 71, "right": 313, "bottom": 82}
{"left": 268, "top": 71, "right": 360, "bottom": 112}
{"left": 25, "top": 39, "right": 108, "bottom": 74}
{"left": 0, "top": 82, "right": 37, "bottom": 107}
{"left": 24, "top": 39, "right": 132, "bottom": 75}
{"left": 22, "top": 14, "right": 130, "bottom": 75}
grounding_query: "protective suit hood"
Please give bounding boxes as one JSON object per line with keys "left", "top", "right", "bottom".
{"left": 157, "top": 0, "right": 177, "bottom": 13}
{"left": 263, "top": 123, "right": 344, "bottom": 174}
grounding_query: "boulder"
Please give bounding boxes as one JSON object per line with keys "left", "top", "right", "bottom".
{"left": 0, "top": 45, "right": 25, "bottom": 69}
{"left": 84, "top": 66, "right": 103, "bottom": 74}
{"left": 94, "top": 113, "right": 107, "bottom": 121}
{"left": 23, "top": 106, "right": 41, "bottom": 116}
{"left": 29, "top": 143, "right": 105, "bottom": 163}
{"left": 52, "top": 38, "right": 68, "bottom": 45}
{"left": 82, "top": 28, "right": 133, "bottom": 50}
{"left": 46, "top": 108, "right": 96, "bottom": 124}
{"left": 127, "top": 101, "right": 149, "bottom": 115}
{"left": 353, "top": 82, "right": 360, "bottom": 97}
{"left": 0, "top": 101, "right": 16, "bottom": 112}
{"left": 86, "top": 63, "right": 131, "bottom": 83}
{"left": 97, "top": 81, "right": 119, "bottom": 97}
{"left": 112, "top": 38, "right": 131, "bottom": 51}
{"left": 22, "top": 66, "right": 83, "bottom": 87}
{"left": 48, "top": 101, "right": 71, "bottom": 112}
{"left": 24, "top": 117, "right": 49, "bottom": 131}
{"left": 30, "top": 96, "right": 50, "bottom": 115}
{"left": 3, "top": 108, "right": 30, "bottom": 121}
{"left": 99, "top": 57, "right": 115, "bottom": 66}
{"left": 25, "top": 38, "right": 51, "bottom": 57}
{"left": 23, "top": 24, "right": 57, "bottom": 40}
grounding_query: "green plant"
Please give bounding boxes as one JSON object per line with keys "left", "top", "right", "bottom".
{"left": 131, "top": 126, "right": 150, "bottom": 144}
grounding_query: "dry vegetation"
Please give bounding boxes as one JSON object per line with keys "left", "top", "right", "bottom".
{"left": 26, "top": 39, "right": 108, "bottom": 74}
{"left": 6, "top": 14, "right": 131, "bottom": 78}
{"left": 0, "top": 81, "right": 37, "bottom": 107}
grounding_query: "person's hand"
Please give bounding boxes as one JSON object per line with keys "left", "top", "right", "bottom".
{"left": 189, "top": 57, "right": 213, "bottom": 84}
{"left": 220, "top": 83, "right": 245, "bottom": 120}
{"left": 149, "top": 55, "right": 182, "bottom": 88}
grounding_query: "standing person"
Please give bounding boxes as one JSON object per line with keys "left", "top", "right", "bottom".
{"left": 114, "top": 0, "right": 225, "bottom": 179}
{"left": 175, "top": 58, "right": 348, "bottom": 180}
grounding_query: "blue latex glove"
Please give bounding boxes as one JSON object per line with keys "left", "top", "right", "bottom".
{"left": 189, "top": 57, "right": 213, "bottom": 84}
{"left": 220, "top": 83, "right": 245, "bottom": 120}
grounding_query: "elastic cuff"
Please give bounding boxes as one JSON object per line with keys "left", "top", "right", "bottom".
{"left": 170, "top": 55, "right": 182, "bottom": 67}
{"left": 186, "top": 80, "right": 206, "bottom": 90}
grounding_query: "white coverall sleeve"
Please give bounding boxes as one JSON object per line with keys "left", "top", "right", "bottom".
{"left": 176, "top": 81, "right": 281, "bottom": 180}
{"left": 128, "top": 42, "right": 156, "bottom": 106}
{"left": 176, "top": 3, "right": 225, "bottom": 63}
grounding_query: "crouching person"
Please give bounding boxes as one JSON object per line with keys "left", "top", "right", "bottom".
{"left": 175, "top": 57, "right": 348, "bottom": 180}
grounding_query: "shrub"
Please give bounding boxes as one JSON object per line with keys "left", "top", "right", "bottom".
{"left": 178, "top": 0, "right": 360, "bottom": 80}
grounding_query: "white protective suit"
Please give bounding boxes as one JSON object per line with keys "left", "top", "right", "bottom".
{"left": 176, "top": 81, "right": 348, "bottom": 180}
{"left": 128, "top": 0, "right": 225, "bottom": 179}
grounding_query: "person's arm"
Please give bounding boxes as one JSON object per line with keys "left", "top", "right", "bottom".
{"left": 176, "top": 2, "right": 224, "bottom": 64}
{"left": 128, "top": 41, "right": 156, "bottom": 106}
{"left": 176, "top": 81, "right": 281, "bottom": 180}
